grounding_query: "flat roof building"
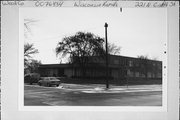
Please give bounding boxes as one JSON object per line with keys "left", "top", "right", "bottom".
{"left": 38, "top": 55, "right": 162, "bottom": 85}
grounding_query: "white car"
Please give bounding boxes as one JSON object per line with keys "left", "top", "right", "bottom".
{"left": 38, "top": 77, "right": 61, "bottom": 87}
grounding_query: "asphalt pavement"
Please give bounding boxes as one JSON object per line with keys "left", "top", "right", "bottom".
{"left": 24, "top": 83, "right": 162, "bottom": 106}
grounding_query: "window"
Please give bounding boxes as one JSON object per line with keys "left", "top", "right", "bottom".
{"left": 127, "top": 69, "right": 133, "bottom": 77}
{"left": 157, "top": 63, "right": 162, "bottom": 69}
{"left": 135, "top": 72, "right": 139, "bottom": 77}
{"left": 135, "top": 63, "right": 139, "bottom": 67}
{"left": 129, "top": 60, "right": 133, "bottom": 67}
{"left": 114, "top": 59, "right": 119, "bottom": 64}
{"left": 147, "top": 72, "right": 152, "bottom": 78}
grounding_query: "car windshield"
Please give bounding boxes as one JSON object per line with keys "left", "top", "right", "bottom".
{"left": 49, "top": 77, "right": 58, "bottom": 80}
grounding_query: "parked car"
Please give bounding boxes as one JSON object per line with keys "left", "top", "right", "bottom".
{"left": 38, "top": 77, "right": 61, "bottom": 87}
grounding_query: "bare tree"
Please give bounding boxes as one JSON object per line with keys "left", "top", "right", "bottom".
{"left": 24, "top": 43, "right": 39, "bottom": 69}
{"left": 137, "top": 55, "right": 151, "bottom": 80}
{"left": 107, "top": 42, "right": 121, "bottom": 55}
{"left": 24, "top": 19, "right": 40, "bottom": 74}
{"left": 24, "top": 19, "right": 38, "bottom": 38}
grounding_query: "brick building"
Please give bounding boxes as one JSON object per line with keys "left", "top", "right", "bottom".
{"left": 38, "top": 55, "right": 162, "bottom": 85}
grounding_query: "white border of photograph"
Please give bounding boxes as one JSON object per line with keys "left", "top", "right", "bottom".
{"left": 1, "top": 1, "right": 179, "bottom": 120}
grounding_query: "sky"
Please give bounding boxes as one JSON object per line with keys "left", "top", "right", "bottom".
{"left": 22, "top": 7, "right": 167, "bottom": 64}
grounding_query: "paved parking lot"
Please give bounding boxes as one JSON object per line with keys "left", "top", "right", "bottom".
{"left": 24, "top": 84, "right": 162, "bottom": 106}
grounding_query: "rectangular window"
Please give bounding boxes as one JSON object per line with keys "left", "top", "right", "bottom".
{"left": 127, "top": 69, "right": 133, "bottom": 77}
{"left": 114, "top": 59, "right": 119, "bottom": 64}
{"left": 135, "top": 72, "right": 139, "bottom": 77}
{"left": 129, "top": 60, "right": 133, "bottom": 67}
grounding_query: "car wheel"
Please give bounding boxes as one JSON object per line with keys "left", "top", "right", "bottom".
{"left": 38, "top": 83, "right": 41, "bottom": 86}
{"left": 56, "top": 84, "right": 59, "bottom": 87}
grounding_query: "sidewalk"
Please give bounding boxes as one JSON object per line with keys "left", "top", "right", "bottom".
{"left": 25, "top": 83, "right": 162, "bottom": 93}
{"left": 57, "top": 83, "right": 162, "bottom": 93}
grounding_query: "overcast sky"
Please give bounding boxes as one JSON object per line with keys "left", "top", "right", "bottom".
{"left": 21, "top": 8, "right": 167, "bottom": 64}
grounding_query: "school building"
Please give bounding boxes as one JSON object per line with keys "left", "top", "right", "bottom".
{"left": 38, "top": 55, "right": 162, "bottom": 85}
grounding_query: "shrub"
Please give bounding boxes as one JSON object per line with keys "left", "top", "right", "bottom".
{"left": 24, "top": 73, "right": 40, "bottom": 85}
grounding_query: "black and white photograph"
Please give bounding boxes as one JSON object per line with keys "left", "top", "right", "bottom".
{"left": 1, "top": 0, "right": 179, "bottom": 120}
{"left": 22, "top": 7, "right": 166, "bottom": 106}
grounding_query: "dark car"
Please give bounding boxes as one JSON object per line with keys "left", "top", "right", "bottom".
{"left": 38, "top": 77, "right": 61, "bottom": 87}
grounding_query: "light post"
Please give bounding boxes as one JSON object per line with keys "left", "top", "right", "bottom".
{"left": 104, "top": 23, "right": 109, "bottom": 89}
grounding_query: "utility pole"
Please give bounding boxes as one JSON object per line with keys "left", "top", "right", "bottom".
{"left": 104, "top": 22, "right": 109, "bottom": 89}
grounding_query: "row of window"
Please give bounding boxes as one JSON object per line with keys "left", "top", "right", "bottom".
{"left": 112, "top": 59, "right": 162, "bottom": 69}
{"left": 127, "top": 70, "right": 162, "bottom": 78}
